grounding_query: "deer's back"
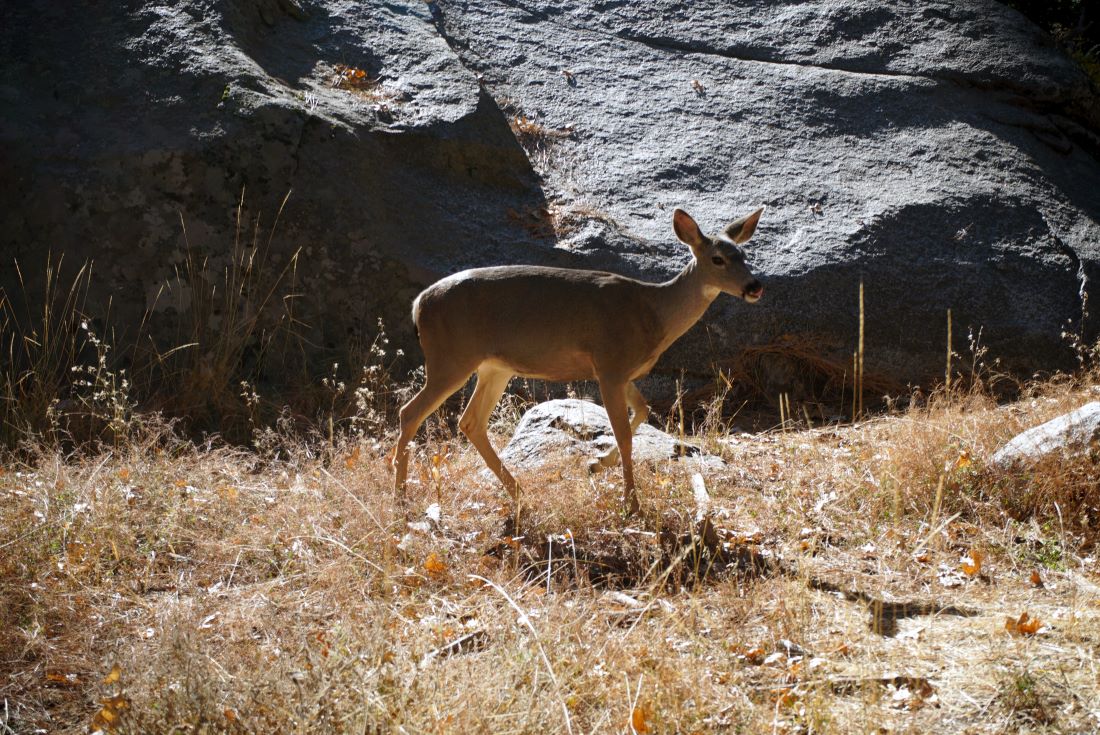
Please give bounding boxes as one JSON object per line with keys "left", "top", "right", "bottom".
{"left": 413, "top": 265, "right": 664, "bottom": 380}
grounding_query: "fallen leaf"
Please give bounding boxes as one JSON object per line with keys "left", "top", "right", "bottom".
{"left": 739, "top": 646, "right": 766, "bottom": 665}
{"left": 953, "top": 451, "right": 972, "bottom": 471}
{"left": 631, "top": 703, "right": 651, "bottom": 733}
{"left": 770, "top": 686, "right": 800, "bottom": 707}
{"left": 118, "top": 468, "right": 130, "bottom": 481}
{"left": 960, "top": 548, "right": 983, "bottom": 577}
{"left": 92, "top": 694, "right": 130, "bottom": 732}
{"left": 345, "top": 446, "right": 360, "bottom": 469}
{"left": 103, "top": 664, "right": 121, "bottom": 685}
{"left": 1005, "top": 611, "right": 1041, "bottom": 637}
{"left": 423, "top": 552, "right": 447, "bottom": 577}
{"left": 1029, "top": 570, "right": 1044, "bottom": 588}
{"left": 45, "top": 671, "right": 80, "bottom": 687}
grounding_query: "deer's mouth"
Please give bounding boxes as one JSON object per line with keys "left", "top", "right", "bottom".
{"left": 742, "top": 283, "right": 764, "bottom": 303}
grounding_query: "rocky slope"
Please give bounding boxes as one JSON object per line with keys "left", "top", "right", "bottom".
{"left": 2, "top": 0, "right": 1097, "bottom": 398}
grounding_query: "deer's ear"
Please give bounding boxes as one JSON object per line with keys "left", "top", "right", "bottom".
{"left": 673, "top": 208, "right": 707, "bottom": 252}
{"left": 723, "top": 207, "right": 765, "bottom": 244}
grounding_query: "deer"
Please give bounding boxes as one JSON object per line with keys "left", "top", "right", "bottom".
{"left": 391, "top": 206, "right": 765, "bottom": 516}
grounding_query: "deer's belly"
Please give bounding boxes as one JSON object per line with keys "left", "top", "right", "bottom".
{"left": 630, "top": 354, "right": 661, "bottom": 381}
{"left": 484, "top": 353, "right": 597, "bottom": 382}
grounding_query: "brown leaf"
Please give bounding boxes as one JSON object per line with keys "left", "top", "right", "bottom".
{"left": 92, "top": 694, "right": 130, "bottom": 732}
{"left": 45, "top": 671, "right": 80, "bottom": 687}
{"left": 423, "top": 552, "right": 447, "bottom": 577}
{"left": 737, "top": 645, "right": 766, "bottom": 665}
{"left": 631, "top": 703, "right": 651, "bottom": 733}
{"left": 1029, "top": 570, "right": 1044, "bottom": 588}
{"left": 1005, "top": 612, "right": 1041, "bottom": 637}
{"left": 103, "top": 664, "right": 121, "bottom": 685}
{"left": 960, "top": 548, "right": 983, "bottom": 577}
{"left": 345, "top": 446, "right": 360, "bottom": 469}
{"left": 770, "top": 686, "right": 800, "bottom": 707}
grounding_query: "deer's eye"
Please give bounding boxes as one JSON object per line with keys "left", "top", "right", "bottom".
{"left": 711, "top": 256, "right": 725, "bottom": 266}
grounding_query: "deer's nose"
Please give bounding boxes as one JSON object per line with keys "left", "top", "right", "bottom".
{"left": 745, "top": 281, "right": 764, "bottom": 300}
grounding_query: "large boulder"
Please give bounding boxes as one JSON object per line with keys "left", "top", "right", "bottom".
{"left": 0, "top": 0, "right": 551, "bottom": 361}
{"left": 2, "top": 1, "right": 1098, "bottom": 397}
{"left": 433, "top": 0, "right": 1100, "bottom": 385}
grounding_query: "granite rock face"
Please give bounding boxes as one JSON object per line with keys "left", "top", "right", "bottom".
{"left": 2, "top": 1, "right": 1098, "bottom": 394}
{"left": 0, "top": 0, "right": 549, "bottom": 361}
{"left": 434, "top": 0, "right": 1100, "bottom": 384}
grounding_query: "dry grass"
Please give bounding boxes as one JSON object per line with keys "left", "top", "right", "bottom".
{"left": 2, "top": 369, "right": 1099, "bottom": 734}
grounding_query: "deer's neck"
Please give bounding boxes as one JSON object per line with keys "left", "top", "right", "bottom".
{"left": 653, "top": 259, "right": 719, "bottom": 346}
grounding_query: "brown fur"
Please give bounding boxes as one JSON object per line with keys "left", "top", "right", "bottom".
{"left": 392, "top": 207, "right": 765, "bottom": 515}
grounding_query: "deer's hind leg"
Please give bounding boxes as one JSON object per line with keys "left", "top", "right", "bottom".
{"left": 392, "top": 361, "right": 473, "bottom": 505}
{"left": 459, "top": 366, "right": 519, "bottom": 500}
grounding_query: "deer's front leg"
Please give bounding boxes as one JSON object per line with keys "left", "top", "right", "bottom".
{"left": 590, "top": 381, "right": 649, "bottom": 471}
{"left": 599, "top": 378, "right": 640, "bottom": 515}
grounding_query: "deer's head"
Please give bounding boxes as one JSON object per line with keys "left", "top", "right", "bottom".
{"left": 672, "top": 207, "right": 764, "bottom": 303}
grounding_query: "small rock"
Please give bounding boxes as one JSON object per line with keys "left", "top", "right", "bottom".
{"left": 500, "top": 399, "right": 723, "bottom": 471}
{"left": 991, "top": 401, "right": 1100, "bottom": 467}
